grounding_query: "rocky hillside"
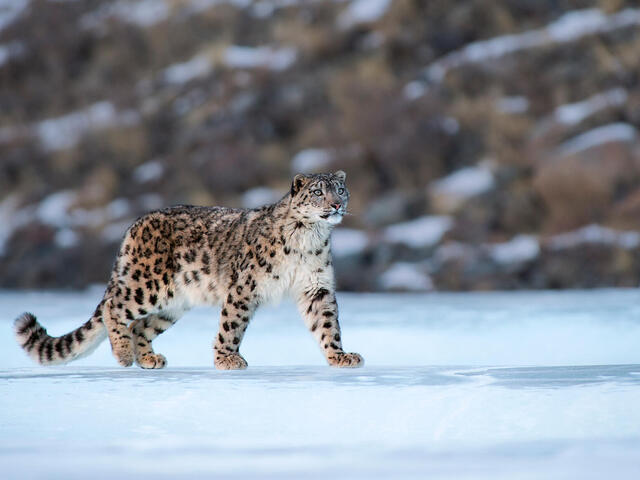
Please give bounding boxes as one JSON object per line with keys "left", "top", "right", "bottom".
{"left": 2, "top": 0, "right": 640, "bottom": 291}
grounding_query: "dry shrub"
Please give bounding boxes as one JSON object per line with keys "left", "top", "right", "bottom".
{"left": 611, "top": 187, "right": 640, "bottom": 230}
{"left": 273, "top": 18, "right": 336, "bottom": 60}
{"left": 487, "top": 113, "right": 534, "bottom": 167}
{"left": 597, "top": 0, "right": 626, "bottom": 13}
{"left": 497, "top": 179, "right": 545, "bottom": 234}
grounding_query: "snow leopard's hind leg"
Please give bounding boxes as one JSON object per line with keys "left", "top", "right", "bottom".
{"left": 102, "top": 297, "right": 135, "bottom": 367}
{"left": 129, "top": 314, "right": 179, "bottom": 369}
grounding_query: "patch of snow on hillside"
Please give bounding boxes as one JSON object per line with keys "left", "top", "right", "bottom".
{"left": 439, "top": 117, "right": 460, "bottom": 135}
{"left": 403, "top": 81, "right": 428, "bottom": 100}
{"left": 0, "top": 195, "right": 33, "bottom": 256}
{"left": 431, "top": 166, "right": 495, "bottom": 199}
{"left": 431, "top": 242, "right": 478, "bottom": 267}
{"left": 557, "top": 123, "right": 637, "bottom": 156}
{"left": 163, "top": 53, "right": 213, "bottom": 85}
{"left": 331, "top": 228, "right": 368, "bottom": 257}
{"left": 101, "top": 220, "right": 132, "bottom": 243}
{"left": 424, "top": 8, "right": 640, "bottom": 82}
{"left": 384, "top": 216, "right": 453, "bottom": 249}
{"left": 54, "top": 228, "right": 80, "bottom": 249}
{"left": 35, "top": 101, "right": 140, "bottom": 152}
{"left": 223, "top": 45, "right": 297, "bottom": 71}
{"left": 133, "top": 160, "right": 165, "bottom": 184}
{"left": 105, "top": 198, "right": 131, "bottom": 219}
{"left": 242, "top": 187, "right": 281, "bottom": 208}
{"left": 35, "top": 191, "right": 133, "bottom": 233}
{"left": 291, "top": 148, "right": 333, "bottom": 173}
{"left": 186, "top": 0, "right": 251, "bottom": 15}
{"left": 496, "top": 96, "right": 529, "bottom": 114}
{"left": 0, "top": 0, "right": 29, "bottom": 33}
{"left": 554, "top": 88, "right": 628, "bottom": 125}
{"left": 488, "top": 235, "right": 540, "bottom": 265}
{"left": 338, "top": 0, "right": 392, "bottom": 29}
{"left": 379, "top": 262, "right": 433, "bottom": 291}
{"left": 549, "top": 224, "right": 640, "bottom": 250}
{"left": 0, "top": 41, "right": 24, "bottom": 67}
{"left": 138, "top": 193, "right": 164, "bottom": 211}
{"left": 36, "top": 190, "right": 77, "bottom": 228}
{"left": 82, "top": 0, "right": 169, "bottom": 29}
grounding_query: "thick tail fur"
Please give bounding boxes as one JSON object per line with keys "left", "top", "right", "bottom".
{"left": 14, "top": 307, "right": 107, "bottom": 366}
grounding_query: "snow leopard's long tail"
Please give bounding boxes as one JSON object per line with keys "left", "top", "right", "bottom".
{"left": 14, "top": 304, "right": 107, "bottom": 365}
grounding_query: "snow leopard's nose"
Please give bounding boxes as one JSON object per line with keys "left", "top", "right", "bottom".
{"left": 331, "top": 203, "right": 342, "bottom": 211}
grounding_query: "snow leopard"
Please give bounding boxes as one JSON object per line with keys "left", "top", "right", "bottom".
{"left": 14, "top": 171, "right": 364, "bottom": 370}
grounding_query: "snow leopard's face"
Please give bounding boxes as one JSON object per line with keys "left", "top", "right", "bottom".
{"left": 290, "top": 171, "right": 349, "bottom": 225}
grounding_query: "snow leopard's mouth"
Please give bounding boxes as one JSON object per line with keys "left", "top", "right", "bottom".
{"left": 321, "top": 209, "right": 345, "bottom": 224}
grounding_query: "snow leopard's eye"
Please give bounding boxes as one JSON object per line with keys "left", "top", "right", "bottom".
{"left": 337, "top": 187, "right": 345, "bottom": 195}
{"left": 313, "top": 189, "right": 323, "bottom": 196}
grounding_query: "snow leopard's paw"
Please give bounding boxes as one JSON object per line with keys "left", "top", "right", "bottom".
{"left": 113, "top": 338, "right": 134, "bottom": 367}
{"left": 328, "top": 352, "right": 364, "bottom": 368}
{"left": 136, "top": 353, "right": 167, "bottom": 369}
{"left": 215, "top": 353, "right": 248, "bottom": 370}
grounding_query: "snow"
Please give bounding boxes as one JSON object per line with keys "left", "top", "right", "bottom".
{"left": 439, "top": 116, "right": 459, "bottom": 135}
{"left": 137, "top": 193, "right": 164, "bottom": 211}
{"left": 35, "top": 190, "right": 133, "bottom": 232}
{"left": 0, "top": 41, "right": 24, "bottom": 67}
{"left": 0, "top": 0, "right": 29, "bottom": 33}
{"left": 26, "top": 190, "right": 131, "bottom": 243}
{"left": 186, "top": 0, "right": 252, "bottom": 15}
{"left": 291, "top": 148, "right": 333, "bottom": 173}
{"left": 384, "top": 215, "right": 453, "bottom": 249}
{"left": 241, "top": 187, "right": 282, "bottom": 209}
{"left": 403, "top": 81, "right": 428, "bottom": 100}
{"left": 0, "top": 191, "right": 136, "bottom": 251}
{"left": 223, "top": 45, "right": 297, "bottom": 71}
{"left": 424, "top": 8, "right": 640, "bottom": 82}
{"left": 548, "top": 224, "right": 640, "bottom": 250}
{"left": 35, "top": 101, "right": 140, "bottom": 152}
{"left": 133, "top": 160, "right": 165, "bottom": 183}
{"left": 36, "top": 190, "right": 77, "bottom": 227}
{"left": 2, "top": 289, "right": 640, "bottom": 479}
{"left": 249, "top": 0, "right": 352, "bottom": 19}
{"left": 379, "top": 262, "right": 433, "bottom": 291}
{"left": 0, "top": 194, "right": 33, "bottom": 256}
{"left": 338, "top": 0, "right": 392, "bottom": 29}
{"left": 102, "top": 220, "right": 133, "bottom": 243}
{"left": 431, "top": 166, "right": 495, "bottom": 198}
{"left": 553, "top": 88, "right": 628, "bottom": 125}
{"left": 431, "top": 241, "right": 477, "bottom": 266}
{"left": 163, "top": 53, "right": 213, "bottom": 85}
{"left": 557, "top": 122, "right": 637, "bottom": 156}
{"left": 496, "top": 95, "right": 529, "bottom": 114}
{"left": 106, "top": 198, "right": 131, "bottom": 219}
{"left": 81, "top": 0, "right": 170, "bottom": 30}
{"left": 331, "top": 228, "right": 369, "bottom": 257}
{"left": 54, "top": 228, "right": 80, "bottom": 249}
{"left": 488, "top": 234, "right": 540, "bottom": 265}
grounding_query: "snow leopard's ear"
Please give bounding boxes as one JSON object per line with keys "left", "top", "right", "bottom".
{"left": 291, "top": 174, "right": 309, "bottom": 196}
{"left": 334, "top": 170, "right": 346, "bottom": 182}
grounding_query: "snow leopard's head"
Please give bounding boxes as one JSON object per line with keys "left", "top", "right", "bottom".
{"left": 290, "top": 171, "right": 349, "bottom": 225}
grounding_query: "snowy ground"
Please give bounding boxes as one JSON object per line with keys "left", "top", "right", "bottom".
{"left": 2, "top": 288, "right": 640, "bottom": 479}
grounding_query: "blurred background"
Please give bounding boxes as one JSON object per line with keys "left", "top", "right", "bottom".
{"left": 1, "top": 0, "right": 640, "bottom": 292}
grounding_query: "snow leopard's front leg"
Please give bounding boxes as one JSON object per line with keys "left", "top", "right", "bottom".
{"left": 213, "top": 294, "right": 255, "bottom": 370}
{"left": 298, "top": 287, "right": 364, "bottom": 368}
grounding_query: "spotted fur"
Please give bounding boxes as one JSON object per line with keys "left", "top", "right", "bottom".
{"left": 14, "top": 171, "right": 364, "bottom": 370}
